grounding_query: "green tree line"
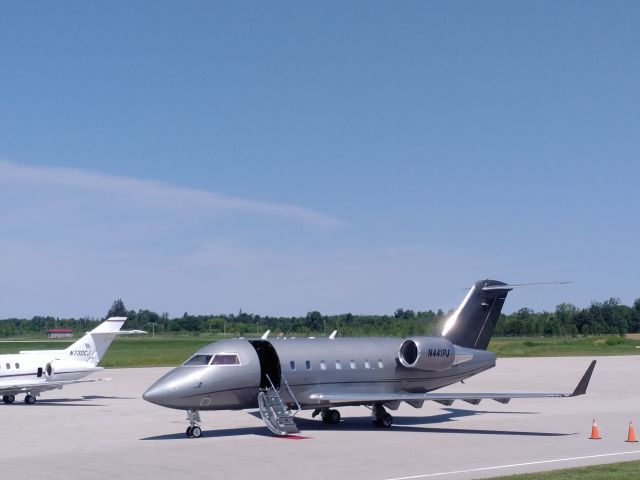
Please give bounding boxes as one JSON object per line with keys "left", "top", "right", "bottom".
{"left": 1, "top": 297, "right": 639, "bottom": 338}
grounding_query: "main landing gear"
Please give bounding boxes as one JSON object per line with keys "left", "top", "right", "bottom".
{"left": 371, "top": 403, "right": 393, "bottom": 428}
{"left": 311, "top": 406, "right": 392, "bottom": 428}
{"left": 185, "top": 409, "right": 202, "bottom": 438}
{"left": 312, "top": 408, "right": 341, "bottom": 424}
{"left": 2, "top": 395, "right": 36, "bottom": 405}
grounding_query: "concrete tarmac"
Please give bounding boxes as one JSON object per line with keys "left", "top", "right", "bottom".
{"left": 2, "top": 356, "right": 640, "bottom": 479}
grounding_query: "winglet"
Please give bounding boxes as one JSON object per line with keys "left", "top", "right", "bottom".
{"left": 570, "top": 360, "right": 596, "bottom": 396}
{"left": 329, "top": 330, "right": 337, "bottom": 340}
{"left": 261, "top": 330, "right": 271, "bottom": 340}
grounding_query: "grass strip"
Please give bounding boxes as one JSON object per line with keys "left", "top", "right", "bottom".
{"left": 489, "top": 460, "right": 640, "bottom": 480}
{"left": 0, "top": 335, "right": 638, "bottom": 368}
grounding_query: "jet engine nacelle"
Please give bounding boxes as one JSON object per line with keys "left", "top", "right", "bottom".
{"left": 45, "top": 360, "right": 98, "bottom": 380}
{"left": 398, "top": 337, "right": 455, "bottom": 371}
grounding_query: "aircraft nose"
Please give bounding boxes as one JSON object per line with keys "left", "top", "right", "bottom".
{"left": 142, "top": 382, "right": 170, "bottom": 406}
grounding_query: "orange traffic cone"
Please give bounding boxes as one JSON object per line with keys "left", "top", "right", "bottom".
{"left": 626, "top": 421, "right": 638, "bottom": 443}
{"left": 590, "top": 419, "right": 602, "bottom": 440}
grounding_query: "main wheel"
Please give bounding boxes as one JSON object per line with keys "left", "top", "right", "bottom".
{"left": 381, "top": 413, "right": 393, "bottom": 428}
{"left": 7, "top": 395, "right": 15, "bottom": 404}
{"left": 25, "top": 394, "right": 36, "bottom": 405}
{"left": 321, "top": 409, "right": 337, "bottom": 424}
{"left": 186, "top": 426, "right": 193, "bottom": 437}
{"left": 191, "top": 426, "right": 202, "bottom": 438}
{"left": 373, "top": 413, "right": 393, "bottom": 428}
{"left": 328, "top": 409, "right": 341, "bottom": 424}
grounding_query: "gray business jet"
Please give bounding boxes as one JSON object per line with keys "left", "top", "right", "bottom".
{"left": 143, "top": 280, "right": 596, "bottom": 438}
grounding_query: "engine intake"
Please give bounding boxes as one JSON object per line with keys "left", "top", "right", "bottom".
{"left": 398, "top": 337, "right": 455, "bottom": 371}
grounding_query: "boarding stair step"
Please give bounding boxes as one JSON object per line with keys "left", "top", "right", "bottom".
{"left": 257, "top": 374, "right": 300, "bottom": 435}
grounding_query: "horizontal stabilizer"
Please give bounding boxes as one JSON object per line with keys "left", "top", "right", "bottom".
{"left": 89, "top": 317, "right": 128, "bottom": 333}
{"left": 91, "top": 329, "right": 147, "bottom": 335}
{"left": 482, "top": 281, "right": 572, "bottom": 291}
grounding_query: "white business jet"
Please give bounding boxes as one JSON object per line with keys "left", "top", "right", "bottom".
{"left": 0, "top": 316, "right": 142, "bottom": 404}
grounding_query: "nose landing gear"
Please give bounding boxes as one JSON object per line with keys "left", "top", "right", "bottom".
{"left": 185, "top": 409, "right": 202, "bottom": 438}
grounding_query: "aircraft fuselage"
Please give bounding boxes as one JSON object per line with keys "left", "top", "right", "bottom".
{"left": 143, "top": 337, "right": 495, "bottom": 411}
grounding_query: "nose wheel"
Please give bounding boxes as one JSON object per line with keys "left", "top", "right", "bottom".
{"left": 185, "top": 409, "right": 202, "bottom": 438}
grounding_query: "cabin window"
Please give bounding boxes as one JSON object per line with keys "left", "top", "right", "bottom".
{"left": 15, "top": 363, "right": 19, "bottom": 369}
{"left": 335, "top": 360, "right": 342, "bottom": 370}
{"left": 290, "top": 361, "right": 296, "bottom": 370}
{"left": 183, "top": 354, "right": 213, "bottom": 366}
{"left": 320, "top": 360, "right": 326, "bottom": 370}
{"left": 378, "top": 359, "right": 384, "bottom": 368}
{"left": 211, "top": 354, "right": 240, "bottom": 365}
{"left": 364, "top": 360, "right": 371, "bottom": 369}
{"left": 5, "top": 363, "right": 9, "bottom": 369}
{"left": 350, "top": 360, "right": 356, "bottom": 369}
{"left": 305, "top": 360, "right": 311, "bottom": 370}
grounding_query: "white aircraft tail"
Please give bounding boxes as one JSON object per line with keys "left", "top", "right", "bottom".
{"left": 63, "top": 317, "right": 144, "bottom": 365}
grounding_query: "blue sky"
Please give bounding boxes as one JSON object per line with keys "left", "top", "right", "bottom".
{"left": 1, "top": 1, "right": 639, "bottom": 318}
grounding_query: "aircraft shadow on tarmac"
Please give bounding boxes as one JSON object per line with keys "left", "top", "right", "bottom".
{"left": 141, "top": 408, "right": 573, "bottom": 441}
{"left": 81, "top": 395, "right": 137, "bottom": 400}
{"left": 2, "top": 395, "right": 136, "bottom": 407}
{"left": 141, "top": 426, "right": 274, "bottom": 441}
{"left": 4, "top": 401, "right": 106, "bottom": 407}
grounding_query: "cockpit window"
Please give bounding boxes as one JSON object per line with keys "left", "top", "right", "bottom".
{"left": 183, "top": 354, "right": 213, "bottom": 366}
{"left": 211, "top": 354, "right": 240, "bottom": 365}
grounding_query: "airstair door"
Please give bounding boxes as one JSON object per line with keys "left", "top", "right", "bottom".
{"left": 249, "top": 340, "right": 281, "bottom": 389}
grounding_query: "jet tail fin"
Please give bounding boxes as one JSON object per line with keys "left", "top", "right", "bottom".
{"left": 63, "top": 317, "right": 129, "bottom": 365}
{"left": 442, "top": 280, "right": 512, "bottom": 350}
{"left": 442, "top": 280, "right": 571, "bottom": 350}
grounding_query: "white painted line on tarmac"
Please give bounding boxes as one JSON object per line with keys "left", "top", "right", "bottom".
{"left": 384, "top": 450, "right": 640, "bottom": 480}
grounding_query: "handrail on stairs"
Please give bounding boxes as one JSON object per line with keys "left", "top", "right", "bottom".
{"left": 264, "top": 373, "right": 301, "bottom": 416}
{"left": 281, "top": 374, "right": 301, "bottom": 414}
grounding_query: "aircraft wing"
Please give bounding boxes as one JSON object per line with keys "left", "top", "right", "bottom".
{"left": 309, "top": 360, "right": 596, "bottom": 407}
{"left": 0, "top": 378, "right": 111, "bottom": 396}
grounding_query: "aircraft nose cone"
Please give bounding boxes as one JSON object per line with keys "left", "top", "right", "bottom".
{"left": 143, "top": 367, "right": 205, "bottom": 409}
{"left": 142, "top": 383, "right": 169, "bottom": 405}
